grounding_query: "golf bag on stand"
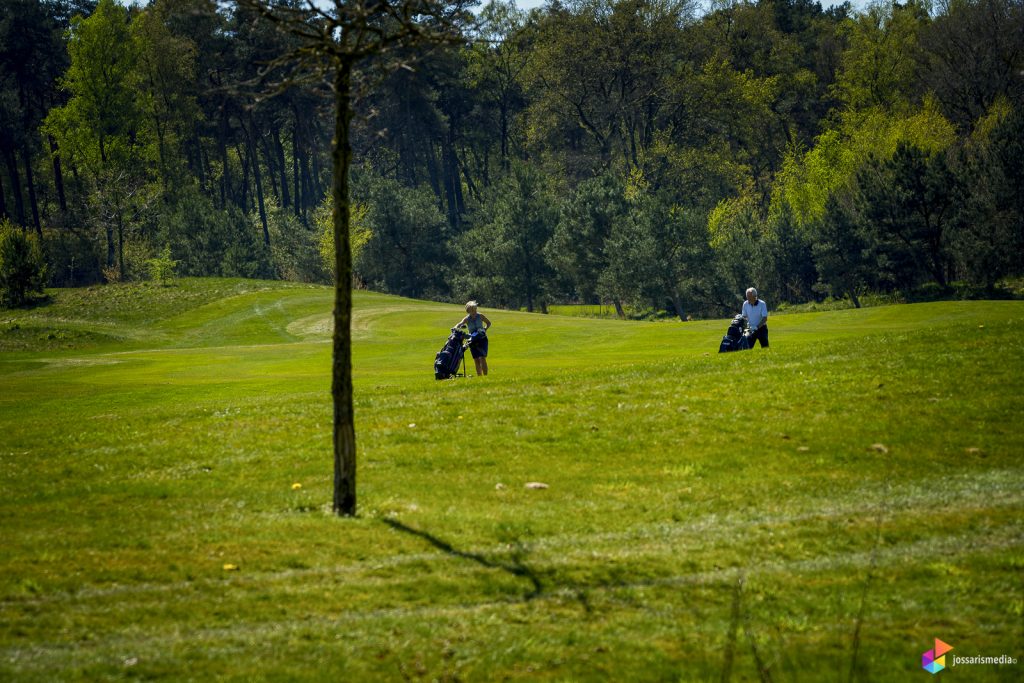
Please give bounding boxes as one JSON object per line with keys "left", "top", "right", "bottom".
{"left": 434, "top": 328, "right": 468, "bottom": 379}
{"left": 718, "top": 314, "right": 752, "bottom": 353}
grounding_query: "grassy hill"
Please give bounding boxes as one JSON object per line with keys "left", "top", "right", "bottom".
{"left": 1, "top": 279, "right": 1022, "bottom": 681}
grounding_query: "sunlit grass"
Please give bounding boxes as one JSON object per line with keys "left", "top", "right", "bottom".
{"left": 1, "top": 279, "right": 1022, "bottom": 681}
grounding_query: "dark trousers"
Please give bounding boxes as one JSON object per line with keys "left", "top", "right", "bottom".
{"left": 750, "top": 325, "right": 769, "bottom": 348}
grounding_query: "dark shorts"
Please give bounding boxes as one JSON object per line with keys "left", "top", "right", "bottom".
{"left": 469, "top": 333, "right": 488, "bottom": 359}
{"left": 750, "top": 325, "right": 769, "bottom": 348}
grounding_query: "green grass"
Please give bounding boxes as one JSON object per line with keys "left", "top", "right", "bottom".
{"left": 1, "top": 278, "right": 1022, "bottom": 681}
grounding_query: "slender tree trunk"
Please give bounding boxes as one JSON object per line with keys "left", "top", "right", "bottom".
{"left": 117, "top": 207, "right": 125, "bottom": 281}
{"left": 3, "top": 146, "right": 26, "bottom": 227}
{"left": 458, "top": 144, "right": 480, "bottom": 202}
{"left": 105, "top": 226, "right": 116, "bottom": 271}
{"left": 301, "top": 142, "right": 314, "bottom": 218}
{"left": 613, "top": 299, "right": 625, "bottom": 319}
{"left": 273, "top": 128, "right": 290, "bottom": 208}
{"left": 194, "top": 131, "right": 207, "bottom": 192}
{"left": 219, "top": 113, "right": 230, "bottom": 208}
{"left": 499, "top": 102, "right": 509, "bottom": 170}
{"left": 448, "top": 127, "right": 465, "bottom": 217}
{"left": 482, "top": 146, "right": 490, "bottom": 188}
{"left": 201, "top": 143, "right": 212, "bottom": 195}
{"left": 0, "top": 162, "right": 7, "bottom": 219}
{"left": 670, "top": 289, "right": 686, "bottom": 322}
{"left": 237, "top": 142, "right": 250, "bottom": 211}
{"left": 21, "top": 146, "right": 41, "bottom": 237}
{"left": 425, "top": 142, "right": 442, "bottom": 202}
{"left": 152, "top": 110, "right": 169, "bottom": 200}
{"left": 442, "top": 140, "right": 459, "bottom": 230}
{"left": 310, "top": 123, "right": 324, "bottom": 201}
{"left": 249, "top": 117, "right": 269, "bottom": 246}
{"left": 332, "top": 61, "right": 356, "bottom": 516}
{"left": 48, "top": 135, "right": 67, "bottom": 213}
{"left": 261, "top": 134, "right": 279, "bottom": 201}
{"left": 292, "top": 116, "right": 301, "bottom": 218}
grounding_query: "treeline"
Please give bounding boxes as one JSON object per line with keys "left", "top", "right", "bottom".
{"left": 1, "top": 0, "right": 1022, "bottom": 316}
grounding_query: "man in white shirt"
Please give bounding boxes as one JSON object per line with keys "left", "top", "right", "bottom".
{"left": 741, "top": 287, "right": 769, "bottom": 348}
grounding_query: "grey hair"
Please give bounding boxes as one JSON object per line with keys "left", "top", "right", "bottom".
{"left": 465, "top": 300, "right": 479, "bottom": 311}
{"left": 746, "top": 287, "right": 758, "bottom": 298}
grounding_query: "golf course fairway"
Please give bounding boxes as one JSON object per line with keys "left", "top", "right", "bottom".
{"left": 1, "top": 278, "right": 1021, "bottom": 681}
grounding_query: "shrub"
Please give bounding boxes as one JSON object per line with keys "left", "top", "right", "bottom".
{"left": 0, "top": 221, "right": 48, "bottom": 308}
{"left": 145, "top": 245, "right": 179, "bottom": 285}
{"left": 263, "top": 200, "right": 330, "bottom": 284}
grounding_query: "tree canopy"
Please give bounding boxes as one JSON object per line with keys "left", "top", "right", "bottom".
{"left": 0, "top": 0, "right": 1021, "bottom": 314}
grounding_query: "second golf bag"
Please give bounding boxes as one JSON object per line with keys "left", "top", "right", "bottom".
{"left": 434, "top": 328, "right": 468, "bottom": 379}
{"left": 718, "top": 314, "right": 751, "bottom": 353}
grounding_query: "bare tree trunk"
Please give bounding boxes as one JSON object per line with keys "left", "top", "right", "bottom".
{"left": 218, "top": 113, "right": 230, "bottom": 208}
{"left": 21, "top": 146, "right": 41, "bottom": 237}
{"left": 0, "top": 161, "right": 6, "bottom": 219}
{"left": 237, "top": 142, "right": 250, "bottom": 211}
{"left": 499, "top": 102, "right": 509, "bottom": 170}
{"left": 48, "top": 135, "right": 67, "bottom": 213}
{"left": 310, "top": 120, "right": 325, "bottom": 201}
{"left": 105, "top": 226, "right": 115, "bottom": 271}
{"left": 197, "top": 134, "right": 209, "bottom": 193}
{"left": 261, "top": 134, "right": 279, "bottom": 201}
{"left": 425, "top": 142, "right": 442, "bottom": 201}
{"left": 332, "top": 61, "right": 356, "bottom": 516}
{"left": 117, "top": 208, "right": 125, "bottom": 281}
{"left": 248, "top": 116, "right": 269, "bottom": 246}
{"left": 301, "top": 142, "right": 314, "bottom": 218}
{"left": 442, "top": 139, "right": 459, "bottom": 230}
{"left": 273, "top": 128, "right": 290, "bottom": 208}
{"left": 670, "top": 289, "right": 686, "bottom": 322}
{"left": 3, "top": 146, "right": 26, "bottom": 227}
{"left": 292, "top": 114, "right": 301, "bottom": 218}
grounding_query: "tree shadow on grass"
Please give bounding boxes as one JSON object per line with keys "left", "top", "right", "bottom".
{"left": 381, "top": 518, "right": 545, "bottom": 599}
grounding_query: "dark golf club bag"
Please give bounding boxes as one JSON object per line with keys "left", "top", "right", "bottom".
{"left": 434, "top": 328, "right": 468, "bottom": 379}
{"left": 718, "top": 314, "right": 751, "bottom": 353}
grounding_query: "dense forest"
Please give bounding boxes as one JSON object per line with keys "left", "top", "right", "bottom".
{"left": 1, "top": 0, "right": 1022, "bottom": 317}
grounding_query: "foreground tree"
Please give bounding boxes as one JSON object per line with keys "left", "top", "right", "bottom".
{"left": 234, "top": 0, "right": 473, "bottom": 515}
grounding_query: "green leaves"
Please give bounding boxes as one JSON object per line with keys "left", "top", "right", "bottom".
{"left": 145, "top": 245, "right": 180, "bottom": 286}
{"left": 47, "top": 0, "right": 143, "bottom": 172}
{"left": 0, "top": 220, "right": 47, "bottom": 308}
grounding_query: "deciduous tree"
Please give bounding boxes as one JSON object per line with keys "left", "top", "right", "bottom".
{"left": 234, "top": 0, "right": 473, "bottom": 515}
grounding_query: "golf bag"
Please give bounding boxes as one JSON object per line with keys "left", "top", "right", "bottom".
{"left": 434, "top": 328, "right": 468, "bottom": 379}
{"left": 718, "top": 314, "right": 751, "bottom": 353}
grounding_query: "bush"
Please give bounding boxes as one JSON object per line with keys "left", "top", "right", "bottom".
{"left": 0, "top": 221, "right": 48, "bottom": 308}
{"left": 145, "top": 245, "right": 179, "bottom": 285}
{"left": 263, "top": 200, "right": 330, "bottom": 284}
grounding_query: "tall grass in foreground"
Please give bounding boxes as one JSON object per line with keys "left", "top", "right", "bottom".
{"left": 1, "top": 279, "right": 1022, "bottom": 681}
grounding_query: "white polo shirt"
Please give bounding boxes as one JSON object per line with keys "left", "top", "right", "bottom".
{"left": 742, "top": 299, "right": 768, "bottom": 329}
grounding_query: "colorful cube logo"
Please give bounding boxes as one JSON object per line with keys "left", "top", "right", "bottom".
{"left": 922, "top": 638, "right": 954, "bottom": 674}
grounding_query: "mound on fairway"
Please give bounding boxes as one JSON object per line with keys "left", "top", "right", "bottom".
{"left": 1, "top": 278, "right": 1022, "bottom": 681}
